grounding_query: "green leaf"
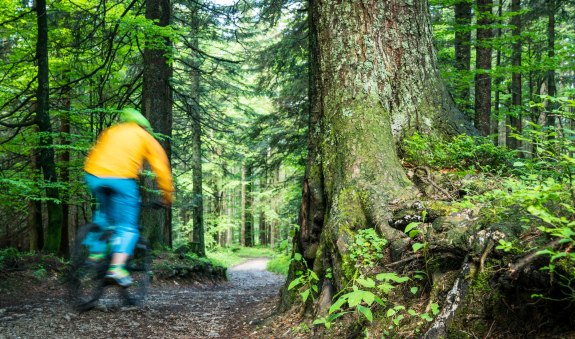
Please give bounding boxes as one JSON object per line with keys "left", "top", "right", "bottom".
{"left": 288, "top": 277, "right": 301, "bottom": 290}
{"left": 404, "top": 222, "right": 421, "bottom": 234}
{"left": 310, "top": 270, "right": 319, "bottom": 281}
{"left": 393, "top": 314, "right": 405, "bottom": 325}
{"left": 377, "top": 272, "right": 409, "bottom": 283}
{"left": 412, "top": 242, "right": 425, "bottom": 253}
{"left": 301, "top": 289, "right": 310, "bottom": 303}
{"left": 386, "top": 308, "right": 396, "bottom": 317}
{"left": 357, "top": 305, "right": 373, "bottom": 322}
{"left": 410, "top": 286, "right": 418, "bottom": 294}
{"left": 329, "top": 296, "right": 348, "bottom": 314}
{"left": 377, "top": 282, "right": 395, "bottom": 294}
{"left": 356, "top": 277, "right": 376, "bottom": 288}
{"left": 374, "top": 296, "right": 386, "bottom": 307}
{"left": 408, "top": 309, "right": 417, "bottom": 316}
{"left": 421, "top": 313, "right": 433, "bottom": 322}
{"left": 293, "top": 253, "right": 302, "bottom": 261}
{"left": 347, "top": 291, "right": 363, "bottom": 307}
{"left": 362, "top": 291, "right": 376, "bottom": 306}
{"left": 431, "top": 303, "right": 440, "bottom": 315}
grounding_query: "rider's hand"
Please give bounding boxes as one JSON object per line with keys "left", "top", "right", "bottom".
{"left": 162, "top": 191, "right": 173, "bottom": 206}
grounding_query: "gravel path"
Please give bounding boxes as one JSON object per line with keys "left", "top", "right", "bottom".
{"left": 0, "top": 258, "right": 284, "bottom": 339}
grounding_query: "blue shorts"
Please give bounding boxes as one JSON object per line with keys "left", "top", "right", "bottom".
{"left": 83, "top": 173, "right": 140, "bottom": 255}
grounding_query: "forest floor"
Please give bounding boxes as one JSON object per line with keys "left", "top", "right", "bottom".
{"left": 0, "top": 258, "right": 291, "bottom": 339}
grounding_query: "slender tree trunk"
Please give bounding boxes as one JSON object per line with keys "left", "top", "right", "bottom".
{"left": 240, "top": 162, "right": 246, "bottom": 247}
{"left": 142, "top": 0, "right": 173, "bottom": 248}
{"left": 454, "top": 0, "right": 472, "bottom": 112}
{"left": 36, "top": 0, "right": 63, "bottom": 253}
{"left": 29, "top": 128, "right": 44, "bottom": 251}
{"left": 546, "top": 0, "right": 556, "bottom": 128}
{"left": 508, "top": 0, "right": 523, "bottom": 150}
{"left": 258, "top": 175, "right": 267, "bottom": 246}
{"left": 58, "top": 78, "right": 71, "bottom": 257}
{"left": 244, "top": 163, "right": 254, "bottom": 247}
{"left": 474, "top": 0, "right": 493, "bottom": 136}
{"left": 189, "top": 8, "right": 205, "bottom": 256}
{"left": 191, "top": 115, "right": 205, "bottom": 255}
{"left": 494, "top": 0, "right": 503, "bottom": 145}
{"left": 270, "top": 166, "right": 280, "bottom": 249}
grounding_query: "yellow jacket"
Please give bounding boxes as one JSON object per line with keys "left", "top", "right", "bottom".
{"left": 84, "top": 122, "right": 174, "bottom": 203}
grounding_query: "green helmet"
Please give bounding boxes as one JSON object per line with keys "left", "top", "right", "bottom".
{"left": 120, "top": 108, "right": 152, "bottom": 131}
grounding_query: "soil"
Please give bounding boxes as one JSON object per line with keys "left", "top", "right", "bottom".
{"left": 0, "top": 258, "right": 285, "bottom": 339}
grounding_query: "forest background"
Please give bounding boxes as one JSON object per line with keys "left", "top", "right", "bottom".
{"left": 1, "top": 0, "right": 575, "bottom": 336}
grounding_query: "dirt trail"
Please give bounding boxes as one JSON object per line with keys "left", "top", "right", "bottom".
{"left": 0, "top": 258, "right": 284, "bottom": 339}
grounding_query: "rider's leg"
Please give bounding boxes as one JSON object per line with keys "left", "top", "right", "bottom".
{"left": 104, "top": 178, "right": 140, "bottom": 286}
{"left": 83, "top": 174, "right": 113, "bottom": 257}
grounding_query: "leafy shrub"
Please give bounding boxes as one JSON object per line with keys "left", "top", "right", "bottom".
{"left": 267, "top": 254, "right": 290, "bottom": 275}
{"left": 402, "top": 133, "right": 515, "bottom": 173}
{"left": 349, "top": 228, "right": 387, "bottom": 268}
{"left": 0, "top": 247, "right": 21, "bottom": 271}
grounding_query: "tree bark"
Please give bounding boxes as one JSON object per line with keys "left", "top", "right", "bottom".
{"left": 545, "top": 0, "right": 557, "bottom": 128}
{"left": 28, "top": 127, "right": 44, "bottom": 251}
{"left": 508, "top": 0, "right": 523, "bottom": 150}
{"left": 474, "top": 0, "right": 493, "bottom": 136}
{"left": 189, "top": 6, "right": 205, "bottom": 256}
{"left": 284, "top": 0, "right": 476, "bottom": 308}
{"left": 58, "top": 77, "right": 71, "bottom": 257}
{"left": 244, "top": 162, "right": 254, "bottom": 247}
{"left": 142, "top": 0, "right": 173, "bottom": 248}
{"left": 454, "top": 0, "right": 472, "bottom": 111}
{"left": 240, "top": 162, "right": 246, "bottom": 247}
{"left": 35, "top": 0, "right": 63, "bottom": 253}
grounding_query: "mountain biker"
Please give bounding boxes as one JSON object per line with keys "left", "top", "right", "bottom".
{"left": 83, "top": 108, "right": 174, "bottom": 286}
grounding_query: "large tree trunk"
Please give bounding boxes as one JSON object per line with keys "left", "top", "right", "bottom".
{"left": 142, "top": 0, "right": 173, "bottom": 248}
{"left": 474, "top": 0, "right": 493, "bottom": 136}
{"left": 35, "top": 0, "right": 63, "bottom": 253}
{"left": 284, "top": 0, "right": 475, "bottom": 308}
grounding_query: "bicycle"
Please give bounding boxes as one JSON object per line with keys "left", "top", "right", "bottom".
{"left": 65, "top": 204, "right": 160, "bottom": 312}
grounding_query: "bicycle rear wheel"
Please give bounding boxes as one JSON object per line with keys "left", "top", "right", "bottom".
{"left": 120, "top": 237, "right": 151, "bottom": 306}
{"left": 66, "top": 223, "right": 110, "bottom": 311}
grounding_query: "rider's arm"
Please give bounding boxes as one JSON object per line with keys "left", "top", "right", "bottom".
{"left": 143, "top": 133, "right": 174, "bottom": 204}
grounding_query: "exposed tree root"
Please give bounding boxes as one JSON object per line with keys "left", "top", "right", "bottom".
{"left": 423, "top": 258, "right": 473, "bottom": 339}
{"left": 507, "top": 238, "right": 562, "bottom": 280}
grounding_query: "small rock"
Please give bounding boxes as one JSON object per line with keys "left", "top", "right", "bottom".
{"left": 64, "top": 314, "right": 71, "bottom": 321}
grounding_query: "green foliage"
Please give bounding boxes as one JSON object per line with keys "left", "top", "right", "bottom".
{"left": 207, "top": 246, "right": 276, "bottom": 268}
{"left": 313, "top": 231, "right": 440, "bottom": 334}
{"left": 267, "top": 254, "right": 290, "bottom": 275}
{"left": 402, "top": 133, "right": 515, "bottom": 173}
{"left": 288, "top": 252, "right": 319, "bottom": 304}
{"left": 0, "top": 247, "right": 20, "bottom": 271}
{"left": 349, "top": 228, "right": 388, "bottom": 268}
